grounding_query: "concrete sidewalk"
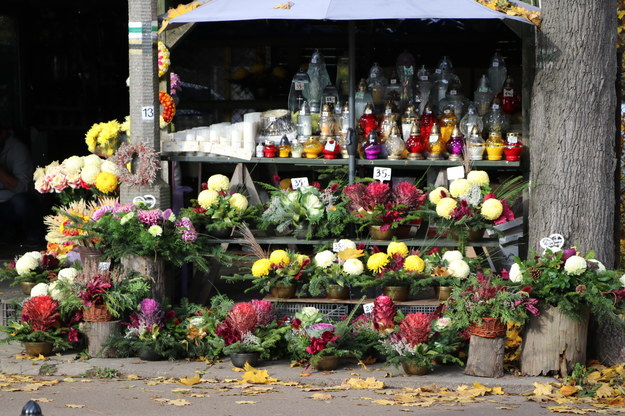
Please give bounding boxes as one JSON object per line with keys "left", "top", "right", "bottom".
{"left": 0, "top": 341, "right": 556, "bottom": 394}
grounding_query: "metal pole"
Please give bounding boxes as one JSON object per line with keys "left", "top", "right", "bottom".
{"left": 348, "top": 20, "right": 356, "bottom": 185}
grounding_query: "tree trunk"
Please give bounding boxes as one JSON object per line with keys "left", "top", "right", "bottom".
{"left": 520, "top": 306, "right": 589, "bottom": 377}
{"left": 589, "top": 316, "right": 625, "bottom": 366}
{"left": 528, "top": 0, "right": 617, "bottom": 265}
{"left": 465, "top": 335, "right": 505, "bottom": 378}
{"left": 82, "top": 321, "right": 121, "bottom": 358}
{"left": 121, "top": 255, "right": 167, "bottom": 302}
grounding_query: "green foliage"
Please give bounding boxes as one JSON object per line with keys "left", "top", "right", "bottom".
{"left": 82, "top": 367, "right": 120, "bottom": 379}
{"left": 378, "top": 341, "right": 461, "bottom": 370}
{"left": 0, "top": 323, "right": 73, "bottom": 351}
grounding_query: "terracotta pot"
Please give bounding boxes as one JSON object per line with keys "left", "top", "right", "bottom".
{"left": 326, "top": 284, "right": 349, "bottom": 300}
{"left": 434, "top": 286, "right": 451, "bottom": 302}
{"left": 401, "top": 361, "right": 429, "bottom": 376}
{"left": 19, "top": 282, "right": 37, "bottom": 296}
{"left": 314, "top": 355, "right": 340, "bottom": 371}
{"left": 270, "top": 284, "right": 296, "bottom": 299}
{"left": 383, "top": 285, "right": 409, "bottom": 302}
{"left": 369, "top": 225, "right": 394, "bottom": 241}
{"left": 231, "top": 352, "right": 260, "bottom": 368}
{"left": 23, "top": 342, "right": 53, "bottom": 357}
{"left": 468, "top": 317, "right": 506, "bottom": 338}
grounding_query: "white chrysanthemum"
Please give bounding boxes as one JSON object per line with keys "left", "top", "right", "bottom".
{"left": 83, "top": 154, "right": 103, "bottom": 169}
{"left": 15, "top": 254, "right": 39, "bottom": 275}
{"left": 587, "top": 259, "right": 606, "bottom": 274}
{"left": 337, "top": 239, "right": 357, "bottom": 250}
{"left": 343, "top": 258, "right": 364, "bottom": 276}
{"left": 58, "top": 267, "right": 78, "bottom": 283}
{"left": 564, "top": 255, "right": 587, "bottom": 276}
{"left": 449, "top": 178, "right": 472, "bottom": 198}
{"left": 448, "top": 259, "right": 470, "bottom": 279}
{"left": 33, "top": 167, "right": 46, "bottom": 182}
{"left": 81, "top": 165, "right": 100, "bottom": 185}
{"left": 442, "top": 250, "right": 463, "bottom": 264}
{"left": 48, "top": 281, "right": 63, "bottom": 300}
{"left": 509, "top": 263, "right": 523, "bottom": 283}
{"left": 148, "top": 225, "right": 163, "bottom": 237}
{"left": 466, "top": 170, "right": 490, "bottom": 186}
{"left": 100, "top": 160, "right": 119, "bottom": 175}
{"left": 62, "top": 155, "right": 84, "bottom": 174}
{"left": 620, "top": 274, "right": 625, "bottom": 288}
{"left": 206, "top": 174, "right": 230, "bottom": 192}
{"left": 229, "top": 193, "right": 249, "bottom": 212}
{"left": 314, "top": 250, "right": 337, "bottom": 268}
{"left": 25, "top": 251, "right": 43, "bottom": 262}
{"left": 197, "top": 189, "right": 220, "bottom": 209}
{"left": 30, "top": 283, "right": 50, "bottom": 298}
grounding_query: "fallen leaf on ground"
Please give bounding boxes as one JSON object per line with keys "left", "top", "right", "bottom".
{"left": 311, "top": 393, "right": 333, "bottom": 400}
{"left": 595, "top": 383, "right": 615, "bottom": 398}
{"left": 126, "top": 374, "right": 140, "bottom": 380}
{"left": 232, "top": 367, "right": 245, "bottom": 372}
{"left": 179, "top": 374, "right": 201, "bottom": 386}
{"left": 32, "top": 398, "right": 53, "bottom": 403}
{"left": 558, "top": 385, "right": 579, "bottom": 397}
{"left": 241, "top": 363, "right": 277, "bottom": 384}
{"left": 496, "top": 407, "right": 513, "bottom": 410}
{"left": 343, "top": 377, "right": 385, "bottom": 390}
{"left": 492, "top": 387, "right": 505, "bottom": 395}
{"left": 300, "top": 372, "right": 311, "bottom": 377}
{"left": 533, "top": 382, "right": 554, "bottom": 396}
{"left": 154, "top": 398, "right": 191, "bottom": 406}
{"left": 235, "top": 400, "right": 256, "bottom": 404}
{"left": 63, "top": 378, "right": 77, "bottom": 383}
{"left": 171, "top": 388, "right": 192, "bottom": 394}
{"left": 65, "top": 404, "right": 85, "bottom": 408}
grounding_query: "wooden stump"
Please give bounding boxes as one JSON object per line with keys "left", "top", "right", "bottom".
{"left": 82, "top": 321, "right": 121, "bottom": 358}
{"left": 121, "top": 255, "right": 167, "bottom": 302}
{"left": 520, "top": 306, "right": 589, "bottom": 377}
{"left": 465, "top": 335, "right": 505, "bottom": 378}
{"left": 589, "top": 316, "right": 625, "bottom": 366}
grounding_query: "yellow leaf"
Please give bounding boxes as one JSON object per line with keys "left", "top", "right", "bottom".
{"left": 558, "top": 385, "right": 579, "bottom": 397}
{"left": 63, "top": 378, "right": 77, "bottom": 383}
{"left": 300, "top": 372, "right": 311, "bottom": 377}
{"left": 601, "top": 368, "right": 617, "bottom": 379}
{"left": 65, "top": 404, "right": 85, "bottom": 408}
{"left": 311, "top": 393, "right": 333, "bottom": 400}
{"left": 241, "top": 363, "right": 277, "bottom": 384}
{"left": 492, "top": 387, "right": 505, "bottom": 395}
{"left": 171, "top": 388, "right": 192, "bottom": 394}
{"left": 126, "top": 374, "right": 140, "bottom": 380}
{"left": 533, "top": 382, "right": 554, "bottom": 396}
{"left": 595, "top": 383, "right": 615, "bottom": 399}
{"left": 338, "top": 248, "right": 364, "bottom": 260}
{"left": 587, "top": 371, "right": 603, "bottom": 384}
{"left": 235, "top": 401, "right": 256, "bottom": 404}
{"left": 178, "top": 374, "right": 201, "bottom": 386}
{"left": 32, "top": 398, "right": 53, "bottom": 403}
{"left": 168, "top": 399, "right": 191, "bottom": 407}
{"left": 496, "top": 407, "right": 514, "bottom": 410}
{"left": 232, "top": 367, "right": 245, "bottom": 372}
{"left": 371, "top": 399, "right": 397, "bottom": 405}
{"left": 344, "top": 377, "right": 385, "bottom": 390}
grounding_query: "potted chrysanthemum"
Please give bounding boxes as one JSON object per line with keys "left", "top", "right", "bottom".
{"left": 0, "top": 251, "right": 63, "bottom": 296}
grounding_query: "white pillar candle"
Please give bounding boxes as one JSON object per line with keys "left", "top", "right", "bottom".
{"left": 230, "top": 128, "right": 242, "bottom": 149}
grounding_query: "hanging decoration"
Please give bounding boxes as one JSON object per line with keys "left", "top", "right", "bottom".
{"left": 112, "top": 142, "right": 161, "bottom": 187}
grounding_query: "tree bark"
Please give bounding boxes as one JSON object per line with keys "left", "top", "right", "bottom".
{"left": 465, "top": 335, "right": 505, "bottom": 378}
{"left": 528, "top": 0, "right": 618, "bottom": 265}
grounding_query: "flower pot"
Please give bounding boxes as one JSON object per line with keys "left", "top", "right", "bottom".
{"left": 231, "top": 352, "right": 260, "bottom": 368}
{"left": 369, "top": 225, "right": 394, "bottom": 241}
{"left": 139, "top": 348, "right": 164, "bottom": 361}
{"left": 77, "top": 246, "right": 104, "bottom": 269}
{"left": 23, "top": 342, "right": 53, "bottom": 357}
{"left": 83, "top": 304, "right": 115, "bottom": 322}
{"left": 434, "top": 286, "right": 451, "bottom": 302}
{"left": 270, "top": 284, "right": 296, "bottom": 299}
{"left": 208, "top": 227, "right": 233, "bottom": 239}
{"left": 314, "top": 355, "right": 340, "bottom": 371}
{"left": 468, "top": 317, "right": 506, "bottom": 338}
{"left": 326, "top": 284, "right": 349, "bottom": 300}
{"left": 401, "top": 361, "right": 429, "bottom": 376}
{"left": 20, "top": 282, "right": 37, "bottom": 296}
{"left": 383, "top": 285, "right": 409, "bottom": 302}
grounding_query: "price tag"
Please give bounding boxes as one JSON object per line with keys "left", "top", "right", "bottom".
{"left": 478, "top": 86, "right": 489, "bottom": 93}
{"left": 141, "top": 106, "right": 155, "bottom": 121}
{"left": 180, "top": 141, "right": 199, "bottom": 152}
{"left": 403, "top": 66, "right": 414, "bottom": 76}
{"left": 325, "top": 141, "right": 336, "bottom": 152}
{"left": 390, "top": 79, "right": 397, "bottom": 85}
{"left": 291, "top": 177, "right": 309, "bottom": 190}
{"left": 419, "top": 75, "right": 428, "bottom": 81}
{"left": 373, "top": 167, "right": 392, "bottom": 182}
{"left": 98, "top": 262, "right": 111, "bottom": 271}
{"left": 492, "top": 61, "right": 500, "bottom": 67}
{"left": 434, "top": 68, "right": 442, "bottom": 74}
{"left": 508, "top": 136, "right": 518, "bottom": 144}
{"left": 333, "top": 241, "right": 345, "bottom": 253}
{"left": 447, "top": 166, "right": 465, "bottom": 181}
{"left": 449, "top": 89, "right": 458, "bottom": 96}
{"left": 162, "top": 140, "right": 176, "bottom": 152}
{"left": 429, "top": 135, "right": 438, "bottom": 143}
{"left": 492, "top": 104, "right": 500, "bottom": 110}
{"left": 363, "top": 303, "right": 375, "bottom": 314}
{"left": 503, "top": 89, "right": 514, "bottom": 97}
{"left": 325, "top": 96, "right": 336, "bottom": 104}
{"left": 370, "top": 73, "right": 377, "bottom": 79}
{"left": 355, "top": 92, "right": 364, "bottom": 99}
{"left": 294, "top": 82, "right": 305, "bottom": 91}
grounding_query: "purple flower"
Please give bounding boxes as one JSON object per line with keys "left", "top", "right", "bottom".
{"left": 306, "top": 322, "right": 335, "bottom": 338}
{"left": 138, "top": 209, "right": 163, "bottom": 226}
{"left": 162, "top": 209, "right": 174, "bottom": 222}
{"left": 251, "top": 299, "right": 276, "bottom": 326}
{"left": 176, "top": 217, "right": 198, "bottom": 243}
{"left": 92, "top": 205, "right": 114, "bottom": 221}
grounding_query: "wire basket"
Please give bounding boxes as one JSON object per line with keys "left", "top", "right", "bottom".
{"left": 83, "top": 304, "right": 115, "bottom": 322}
{"left": 1, "top": 302, "right": 20, "bottom": 326}
{"left": 273, "top": 302, "right": 351, "bottom": 321}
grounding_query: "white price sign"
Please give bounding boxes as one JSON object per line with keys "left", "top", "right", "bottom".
{"left": 98, "top": 262, "right": 111, "bottom": 271}
{"left": 141, "top": 106, "right": 155, "bottom": 121}
{"left": 291, "top": 177, "right": 309, "bottom": 190}
{"left": 363, "top": 303, "right": 375, "bottom": 314}
{"left": 333, "top": 241, "right": 345, "bottom": 253}
{"left": 373, "top": 167, "right": 392, "bottom": 182}
{"left": 447, "top": 166, "right": 465, "bottom": 181}
{"left": 294, "top": 82, "right": 305, "bottom": 91}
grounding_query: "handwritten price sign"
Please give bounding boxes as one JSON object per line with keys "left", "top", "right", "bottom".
{"left": 291, "top": 177, "right": 309, "bottom": 190}
{"left": 373, "top": 167, "right": 392, "bottom": 182}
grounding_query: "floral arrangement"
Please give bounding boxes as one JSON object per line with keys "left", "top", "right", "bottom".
{"left": 508, "top": 246, "right": 622, "bottom": 321}
{"left": 444, "top": 272, "right": 536, "bottom": 329}
{"left": 422, "top": 171, "right": 525, "bottom": 251}
{"left": 423, "top": 249, "right": 474, "bottom": 284}
{"left": 376, "top": 311, "right": 462, "bottom": 370}
{"left": 111, "top": 141, "right": 160, "bottom": 187}
{"left": 181, "top": 174, "right": 252, "bottom": 234}
{"left": 215, "top": 300, "right": 287, "bottom": 358}
{"left": 357, "top": 242, "right": 436, "bottom": 294}
{"left": 226, "top": 249, "right": 310, "bottom": 295}
{"left": 0, "top": 295, "right": 78, "bottom": 351}
{"left": 157, "top": 42, "right": 170, "bottom": 78}
{"left": 159, "top": 91, "right": 176, "bottom": 127}
{"left": 84, "top": 118, "right": 129, "bottom": 157}
{"left": 259, "top": 181, "right": 350, "bottom": 239}
{"left": 343, "top": 180, "right": 425, "bottom": 232}
{"left": 0, "top": 251, "right": 62, "bottom": 285}
{"left": 34, "top": 155, "right": 120, "bottom": 205}
{"left": 88, "top": 202, "right": 210, "bottom": 270}
{"left": 303, "top": 239, "right": 366, "bottom": 297}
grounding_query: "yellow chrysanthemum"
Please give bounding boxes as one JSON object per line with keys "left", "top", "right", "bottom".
{"left": 429, "top": 186, "right": 448, "bottom": 205}
{"left": 481, "top": 198, "right": 504, "bottom": 220}
{"left": 206, "top": 174, "right": 230, "bottom": 192}
{"left": 229, "top": 193, "right": 249, "bottom": 212}
{"left": 387, "top": 241, "right": 409, "bottom": 258}
{"left": 295, "top": 254, "right": 310, "bottom": 265}
{"left": 269, "top": 250, "right": 290, "bottom": 266}
{"left": 467, "top": 170, "right": 490, "bottom": 186}
{"left": 367, "top": 252, "right": 389, "bottom": 273}
{"left": 251, "top": 258, "right": 272, "bottom": 277}
{"left": 404, "top": 255, "right": 425, "bottom": 272}
{"left": 95, "top": 171, "right": 119, "bottom": 194}
{"left": 449, "top": 178, "right": 472, "bottom": 198}
{"left": 197, "top": 190, "right": 220, "bottom": 209}
{"left": 436, "top": 197, "right": 458, "bottom": 219}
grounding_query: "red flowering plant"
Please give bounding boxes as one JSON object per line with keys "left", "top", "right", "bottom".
{"left": 343, "top": 181, "right": 425, "bottom": 232}
{"left": 0, "top": 295, "right": 77, "bottom": 352}
{"left": 216, "top": 300, "right": 287, "bottom": 359}
{"left": 376, "top": 311, "right": 462, "bottom": 371}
